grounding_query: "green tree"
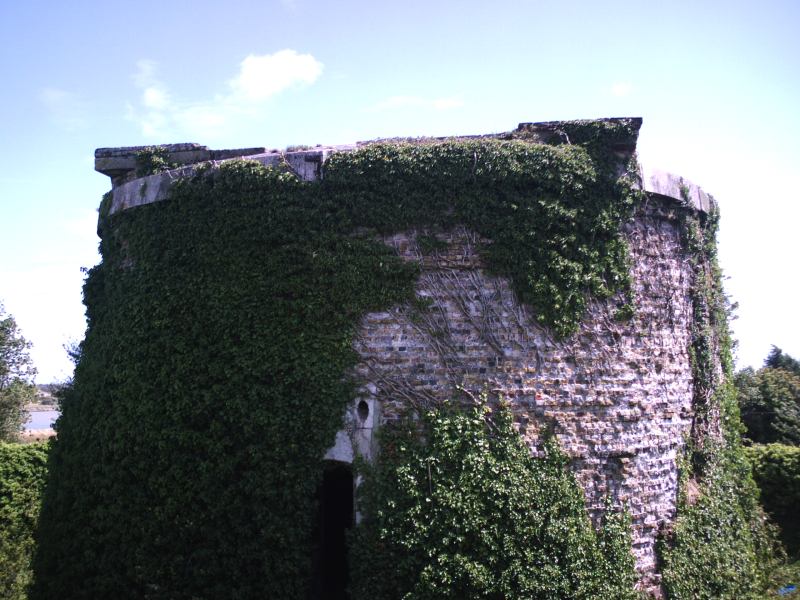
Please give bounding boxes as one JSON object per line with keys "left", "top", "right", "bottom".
{"left": 0, "top": 303, "right": 36, "bottom": 441}
{"left": 765, "top": 346, "right": 800, "bottom": 377}
{"left": 736, "top": 349, "right": 800, "bottom": 446}
{"left": 745, "top": 443, "right": 800, "bottom": 555}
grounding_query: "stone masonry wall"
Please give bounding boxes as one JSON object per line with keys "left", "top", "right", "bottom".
{"left": 351, "top": 197, "right": 695, "bottom": 590}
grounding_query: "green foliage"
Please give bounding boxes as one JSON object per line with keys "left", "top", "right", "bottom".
{"left": 33, "top": 124, "right": 644, "bottom": 598}
{"left": 660, "top": 211, "right": 777, "bottom": 599}
{"left": 746, "top": 443, "right": 800, "bottom": 555}
{"left": 33, "top": 163, "right": 417, "bottom": 600}
{"left": 350, "top": 403, "right": 638, "bottom": 600}
{"left": 659, "top": 441, "right": 774, "bottom": 599}
{"left": 764, "top": 557, "right": 800, "bottom": 597}
{"left": 0, "top": 303, "right": 36, "bottom": 442}
{"left": 736, "top": 346, "right": 800, "bottom": 448}
{"left": 737, "top": 367, "right": 800, "bottom": 445}
{"left": 415, "top": 234, "right": 449, "bottom": 256}
{"left": 323, "top": 137, "right": 639, "bottom": 336}
{"left": 134, "top": 146, "right": 179, "bottom": 177}
{"left": 765, "top": 346, "right": 800, "bottom": 377}
{"left": 0, "top": 443, "right": 48, "bottom": 600}
{"left": 677, "top": 182, "right": 692, "bottom": 207}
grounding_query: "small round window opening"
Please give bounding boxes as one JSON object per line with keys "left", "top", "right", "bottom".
{"left": 357, "top": 400, "right": 369, "bottom": 422}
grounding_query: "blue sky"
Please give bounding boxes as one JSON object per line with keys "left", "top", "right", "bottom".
{"left": 1, "top": 0, "right": 798, "bottom": 381}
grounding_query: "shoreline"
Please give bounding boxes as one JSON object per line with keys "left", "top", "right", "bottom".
{"left": 17, "top": 429, "right": 56, "bottom": 443}
{"left": 25, "top": 403, "right": 58, "bottom": 412}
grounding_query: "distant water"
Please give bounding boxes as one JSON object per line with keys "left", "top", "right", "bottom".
{"left": 24, "top": 410, "right": 60, "bottom": 430}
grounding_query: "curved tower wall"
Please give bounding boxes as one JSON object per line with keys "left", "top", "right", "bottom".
{"left": 351, "top": 198, "right": 697, "bottom": 583}
{"left": 94, "top": 121, "right": 712, "bottom": 590}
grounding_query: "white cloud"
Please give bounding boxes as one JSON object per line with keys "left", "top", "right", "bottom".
{"left": 127, "top": 60, "right": 174, "bottom": 137}
{"left": 229, "top": 51, "right": 323, "bottom": 102}
{"left": 371, "top": 95, "right": 465, "bottom": 112}
{"left": 610, "top": 82, "right": 633, "bottom": 97}
{"left": 127, "top": 50, "right": 323, "bottom": 139}
{"left": 143, "top": 87, "right": 170, "bottom": 110}
{"left": 40, "top": 88, "right": 88, "bottom": 131}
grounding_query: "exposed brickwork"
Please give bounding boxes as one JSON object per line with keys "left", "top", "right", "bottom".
{"left": 352, "top": 197, "right": 694, "bottom": 591}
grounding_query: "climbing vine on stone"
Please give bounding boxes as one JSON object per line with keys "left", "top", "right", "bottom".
{"left": 350, "top": 402, "right": 639, "bottom": 600}
{"left": 659, "top": 209, "right": 778, "bottom": 599}
{"left": 134, "top": 146, "right": 179, "bottom": 177}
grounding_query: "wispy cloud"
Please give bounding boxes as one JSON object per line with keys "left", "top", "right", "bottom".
{"left": 40, "top": 88, "right": 88, "bottom": 131}
{"left": 371, "top": 95, "right": 465, "bottom": 112}
{"left": 127, "top": 59, "right": 173, "bottom": 136}
{"left": 610, "top": 82, "right": 633, "bottom": 97}
{"left": 126, "top": 50, "right": 323, "bottom": 139}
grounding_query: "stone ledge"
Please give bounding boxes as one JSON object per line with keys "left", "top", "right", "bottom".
{"left": 516, "top": 117, "right": 643, "bottom": 152}
{"left": 103, "top": 146, "right": 355, "bottom": 216}
{"left": 96, "top": 119, "right": 714, "bottom": 219}
{"left": 640, "top": 167, "right": 716, "bottom": 213}
{"left": 95, "top": 143, "right": 268, "bottom": 187}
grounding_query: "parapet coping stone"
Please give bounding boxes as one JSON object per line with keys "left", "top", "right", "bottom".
{"left": 97, "top": 119, "right": 713, "bottom": 218}
{"left": 100, "top": 146, "right": 353, "bottom": 217}
{"left": 639, "top": 166, "right": 715, "bottom": 213}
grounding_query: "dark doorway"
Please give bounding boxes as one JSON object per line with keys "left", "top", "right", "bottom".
{"left": 310, "top": 461, "right": 354, "bottom": 600}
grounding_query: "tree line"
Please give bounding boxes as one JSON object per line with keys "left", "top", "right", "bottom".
{"left": 736, "top": 346, "right": 800, "bottom": 559}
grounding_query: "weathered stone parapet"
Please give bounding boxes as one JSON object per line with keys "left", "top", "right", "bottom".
{"left": 99, "top": 146, "right": 353, "bottom": 216}
{"left": 95, "top": 143, "right": 268, "bottom": 187}
{"left": 515, "top": 117, "right": 642, "bottom": 152}
{"left": 640, "top": 166, "right": 716, "bottom": 213}
{"left": 95, "top": 119, "right": 712, "bottom": 221}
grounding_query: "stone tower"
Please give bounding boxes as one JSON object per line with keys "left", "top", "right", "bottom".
{"left": 89, "top": 118, "right": 718, "bottom": 595}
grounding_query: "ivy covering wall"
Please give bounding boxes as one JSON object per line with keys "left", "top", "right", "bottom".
{"left": 29, "top": 120, "right": 763, "bottom": 598}
{"left": 350, "top": 403, "right": 638, "bottom": 600}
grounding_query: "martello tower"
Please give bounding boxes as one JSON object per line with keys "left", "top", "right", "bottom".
{"left": 32, "top": 119, "right": 761, "bottom": 599}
